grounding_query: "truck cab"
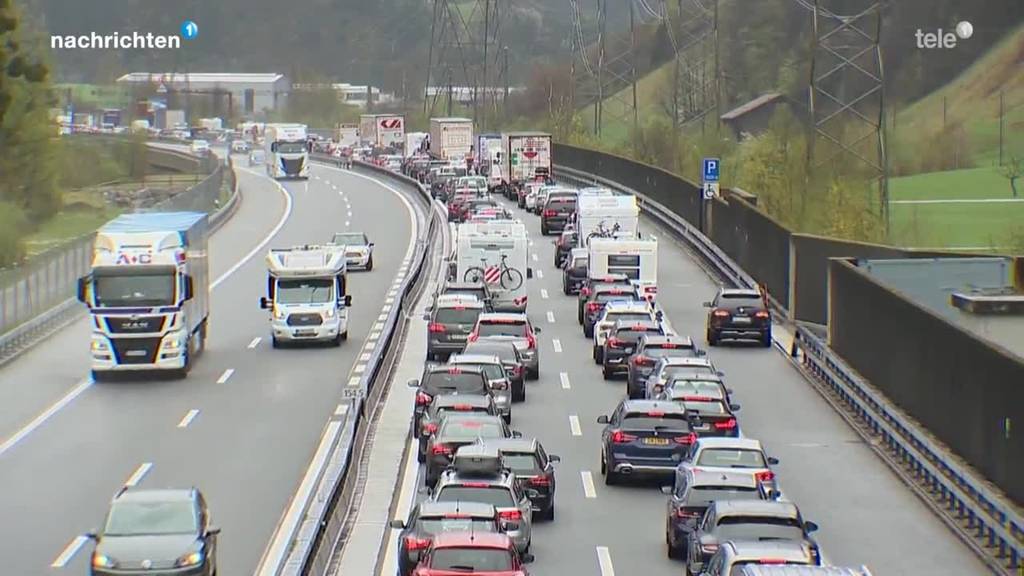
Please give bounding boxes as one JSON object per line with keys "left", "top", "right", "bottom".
{"left": 260, "top": 245, "right": 351, "bottom": 347}
{"left": 264, "top": 123, "right": 310, "bottom": 179}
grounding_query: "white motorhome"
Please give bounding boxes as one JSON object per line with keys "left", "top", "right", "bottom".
{"left": 264, "top": 123, "right": 310, "bottom": 179}
{"left": 260, "top": 245, "right": 352, "bottom": 347}
{"left": 576, "top": 193, "right": 639, "bottom": 246}
{"left": 336, "top": 123, "right": 359, "bottom": 148}
{"left": 77, "top": 212, "right": 210, "bottom": 380}
{"left": 587, "top": 236, "right": 658, "bottom": 301}
{"left": 456, "top": 220, "right": 531, "bottom": 312}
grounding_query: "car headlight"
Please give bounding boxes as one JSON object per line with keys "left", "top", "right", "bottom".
{"left": 91, "top": 339, "right": 109, "bottom": 351}
{"left": 175, "top": 549, "right": 204, "bottom": 567}
{"left": 273, "top": 307, "right": 285, "bottom": 320}
{"left": 324, "top": 307, "right": 335, "bottom": 318}
{"left": 162, "top": 335, "right": 182, "bottom": 350}
{"left": 92, "top": 553, "right": 117, "bottom": 568}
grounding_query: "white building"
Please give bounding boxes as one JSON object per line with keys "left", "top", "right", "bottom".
{"left": 116, "top": 73, "right": 289, "bottom": 116}
{"left": 291, "top": 82, "right": 397, "bottom": 108}
{"left": 424, "top": 86, "right": 526, "bottom": 105}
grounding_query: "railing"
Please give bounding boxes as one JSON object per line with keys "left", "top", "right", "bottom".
{"left": 553, "top": 162, "right": 1023, "bottom": 575}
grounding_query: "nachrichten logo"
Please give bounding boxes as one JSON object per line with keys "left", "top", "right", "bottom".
{"left": 50, "top": 20, "right": 199, "bottom": 50}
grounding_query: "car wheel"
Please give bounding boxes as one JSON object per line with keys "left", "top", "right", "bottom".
{"left": 540, "top": 223, "right": 548, "bottom": 236}
{"left": 604, "top": 464, "right": 618, "bottom": 486}
{"left": 577, "top": 305, "right": 584, "bottom": 325}
{"left": 584, "top": 323, "right": 593, "bottom": 338}
{"left": 503, "top": 413, "right": 511, "bottom": 425}
{"left": 333, "top": 333, "right": 343, "bottom": 347}
{"left": 540, "top": 504, "right": 555, "bottom": 522}
{"left": 513, "top": 382, "right": 525, "bottom": 402}
{"left": 340, "top": 331, "right": 348, "bottom": 341}
{"left": 90, "top": 370, "right": 105, "bottom": 383}
{"left": 271, "top": 336, "right": 281, "bottom": 349}
{"left": 592, "top": 345, "right": 600, "bottom": 363}
{"left": 706, "top": 328, "right": 718, "bottom": 347}
{"left": 602, "top": 363, "right": 612, "bottom": 380}
{"left": 528, "top": 368, "right": 539, "bottom": 381}
{"left": 366, "top": 255, "right": 374, "bottom": 271}
{"left": 761, "top": 330, "right": 773, "bottom": 348}
{"left": 417, "top": 443, "right": 426, "bottom": 463}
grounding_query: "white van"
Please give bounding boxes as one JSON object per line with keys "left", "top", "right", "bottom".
{"left": 588, "top": 236, "right": 658, "bottom": 301}
{"left": 456, "top": 220, "right": 531, "bottom": 312}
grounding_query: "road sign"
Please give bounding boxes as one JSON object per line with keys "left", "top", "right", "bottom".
{"left": 702, "top": 182, "right": 719, "bottom": 200}
{"left": 703, "top": 158, "right": 720, "bottom": 183}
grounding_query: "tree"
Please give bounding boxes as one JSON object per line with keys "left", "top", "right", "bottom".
{"left": 1003, "top": 155, "right": 1021, "bottom": 199}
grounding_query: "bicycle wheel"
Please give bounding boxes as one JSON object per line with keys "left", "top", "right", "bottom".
{"left": 464, "top": 266, "right": 487, "bottom": 283}
{"left": 500, "top": 267, "right": 524, "bottom": 291}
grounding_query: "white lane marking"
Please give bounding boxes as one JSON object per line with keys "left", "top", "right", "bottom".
{"left": 540, "top": 289, "right": 549, "bottom": 299}
{"left": 334, "top": 404, "right": 349, "bottom": 416}
{"left": 531, "top": 253, "right": 538, "bottom": 262}
{"left": 368, "top": 331, "right": 381, "bottom": 340}
{"left": 216, "top": 368, "right": 235, "bottom": 384}
{"left": 345, "top": 221, "right": 350, "bottom": 227}
{"left": 0, "top": 378, "right": 91, "bottom": 458}
{"left": 254, "top": 421, "right": 341, "bottom": 576}
{"left": 569, "top": 415, "right": 582, "bottom": 436}
{"left": 890, "top": 197, "right": 1024, "bottom": 205}
{"left": 359, "top": 352, "right": 372, "bottom": 362}
{"left": 373, "top": 322, "right": 385, "bottom": 331}
{"left": 177, "top": 409, "right": 200, "bottom": 428}
{"left": 385, "top": 297, "right": 395, "bottom": 304}
{"left": 560, "top": 372, "right": 571, "bottom": 389}
{"left": 348, "top": 210, "right": 353, "bottom": 217}
{"left": 581, "top": 471, "right": 597, "bottom": 499}
{"left": 247, "top": 337, "right": 262, "bottom": 349}
{"left": 212, "top": 169, "right": 293, "bottom": 289}
{"left": 552, "top": 339, "right": 562, "bottom": 353}
{"left": 348, "top": 377, "right": 360, "bottom": 387}
{"left": 546, "top": 311, "right": 555, "bottom": 324}
{"left": 354, "top": 364, "right": 366, "bottom": 374}
{"left": 51, "top": 535, "right": 89, "bottom": 568}
{"left": 597, "top": 546, "right": 615, "bottom": 576}
{"left": 125, "top": 462, "right": 153, "bottom": 487}
{"left": 382, "top": 304, "right": 392, "bottom": 313}
{"left": 536, "top": 269, "right": 543, "bottom": 279}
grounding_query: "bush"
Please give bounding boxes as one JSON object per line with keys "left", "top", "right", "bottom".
{"left": 0, "top": 202, "right": 29, "bottom": 267}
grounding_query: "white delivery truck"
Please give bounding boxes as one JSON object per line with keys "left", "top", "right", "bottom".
{"left": 264, "top": 123, "right": 310, "bottom": 179}
{"left": 405, "top": 131, "right": 429, "bottom": 157}
{"left": 477, "top": 133, "right": 504, "bottom": 189}
{"left": 502, "top": 132, "right": 552, "bottom": 188}
{"left": 260, "top": 245, "right": 352, "bottom": 347}
{"left": 336, "top": 123, "right": 360, "bottom": 148}
{"left": 429, "top": 117, "right": 474, "bottom": 161}
{"left": 587, "top": 236, "right": 659, "bottom": 301}
{"left": 199, "top": 117, "right": 223, "bottom": 131}
{"left": 456, "top": 220, "right": 531, "bottom": 312}
{"left": 576, "top": 193, "right": 639, "bottom": 246}
{"left": 77, "top": 212, "right": 210, "bottom": 380}
{"left": 359, "top": 114, "right": 405, "bottom": 148}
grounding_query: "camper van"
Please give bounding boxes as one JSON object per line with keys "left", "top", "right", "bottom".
{"left": 456, "top": 221, "right": 531, "bottom": 312}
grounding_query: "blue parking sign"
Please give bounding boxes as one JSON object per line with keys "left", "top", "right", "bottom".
{"left": 703, "top": 158, "right": 720, "bottom": 182}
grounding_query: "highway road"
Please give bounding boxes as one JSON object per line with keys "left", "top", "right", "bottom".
{"left": 0, "top": 158, "right": 422, "bottom": 575}
{"left": 395, "top": 191, "right": 988, "bottom": 575}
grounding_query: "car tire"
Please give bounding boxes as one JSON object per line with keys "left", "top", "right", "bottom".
{"left": 90, "top": 370, "right": 105, "bottom": 383}
{"left": 366, "top": 255, "right": 374, "bottom": 271}
{"left": 539, "top": 504, "right": 555, "bottom": 522}
{"left": 604, "top": 465, "right": 618, "bottom": 486}
{"left": 332, "top": 333, "right": 343, "bottom": 347}
{"left": 578, "top": 305, "right": 584, "bottom": 325}
{"left": 513, "top": 382, "right": 525, "bottom": 402}
{"left": 761, "top": 330, "right": 773, "bottom": 348}
{"left": 271, "top": 336, "right": 281, "bottom": 349}
{"left": 417, "top": 442, "right": 427, "bottom": 463}
{"left": 528, "top": 368, "right": 539, "bottom": 381}
{"left": 541, "top": 223, "right": 549, "bottom": 236}
{"left": 706, "top": 329, "right": 718, "bottom": 347}
{"left": 602, "top": 363, "right": 612, "bottom": 380}
{"left": 503, "top": 413, "right": 511, "bottom": 425}
{"left": 340, "top": 331, "right": 348, "bottom": 341}
{"left": 584, "top": 323, "right": 593, "bottom": 338}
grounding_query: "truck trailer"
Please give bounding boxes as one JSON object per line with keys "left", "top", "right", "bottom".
{"left": 502, "top": 132, "right": 552, "bottom": 188}
{"left": 359, "top": 114, "right": 405, "bottom": 148}
{"left": 429, "top": 117, "right": 474, "bottom": 161}
{"left": 77, "top": 212, "right": 210, "bottom": 380}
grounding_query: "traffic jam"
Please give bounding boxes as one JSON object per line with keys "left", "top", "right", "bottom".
{"left": 389, "top": 131, "right": 872, "bottom": 576}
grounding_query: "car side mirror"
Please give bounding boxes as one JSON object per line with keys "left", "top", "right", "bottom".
{"left": 596, "top": 415, "right": 609, "bottom": 424}
{"left": 182, "top": 275, "right": 194, "bottom": 301}
{"left": 549, "top": 454, "right": 561, "bottom": 463}
{"left": 85, "top": 530, "right": 99, "bottom": 540}
{"left": 533, "top": 327, "right": 542, "bottom": 334}
{"left": 369, "top": 243, "right": 375, "bottom": 247}
{"left": 521, "top": 553, "right": 535, "bottom": 564}
{"left": 729, "top": 403, "right": 741, "bottom": 412}
{"left": 767, "top": 456, "right": 780, "bottom": 465}
{"left": 422, "top": 312, "right": 431, "bottom": 321}
{"left": 206, "top": 527, "right": 221, "bottom": 537}
{"left": 407, "top": 378, "right": 420, "bottom": 388}
{"left": 511, "top": 430, "right": 523, "bottom": 438}
{"left": 702, "top": 301, "right": 712, "bottom": 308}
{"left": 804, "top": 521, "right": 819, "bottom": 533}
{"left": 660, "top": 485, "right": 674, "bottom": 495}
{"left": 716, "top": 371, "right": 725, "bottom": 377}
{"left": 389, "top": 519, "right": 405, "bottom": 529}
{"left": 77, "top": 276, "right": 90, "bottom": 304}
{"left": 526, "top": 268, "right": 533, "bottom": 279}
{"left": 342, "top": 294, "right": 352, "bottom": 306}
{"left": 260, "top": 297, "right": 271, "bottom": 309}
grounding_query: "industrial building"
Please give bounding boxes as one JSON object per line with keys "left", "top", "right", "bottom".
{"left": 116, "top": 73, "right": 290, "bottom": 116}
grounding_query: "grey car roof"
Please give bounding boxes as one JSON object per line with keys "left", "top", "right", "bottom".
{"left": 478, "top": 312, "right": 529, "bottom": 322}
{"left": 719, "top": 539, "right": 814, "bottom": 560}
{"left": 416, "top": 501, "right": 497, "bottom": 518}
{"left": 695, "top": 437, "right": 765, "bottom": 451}
{"left": 114, "top": 488, "right": 195, "bottom": 503}
{"left": 431, "top": 394, "right": 494, "bottom": 408}
{"left": 713, "top": 500, "right": 800, "bottom": 518}
{"left": 481, "top": 438, "right": 540, "bottom": 453}
{"left": 449, "top": 354, "right": 503, "bottom": 366}
{"left": 686, "top": 468, "right": 761, "bottom": 488}
{"left": 640, "top": 334, "right": 694, "bottom": 346}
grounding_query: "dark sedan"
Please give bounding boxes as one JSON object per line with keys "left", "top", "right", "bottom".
{"left": 704, "top": 287, "right": 772, "bottom": 347}
{"left": 389, "top": 501, "right": 502, "bottom": 576}
{"left": 626, "top": 334, "right": 702, "bottom": 399}
{"left": 561, "top": 249, "right": 588, "bottom": 295}
{"left": 424, "top": 413, "right": 519, "bottom": 488}
{"left": 553, "top": 230, "right": 578, "bottom": 268}
{"left": 676, "top": 397, "right": 741, "bottom": 438}
{"left": 417, "top": 394, "right": 498, "bottom": 463}
{"left": 88, "top": 488, "right": 219, "bottom": 576}
{"left": 577, "top": 274, "right": 633, "bottom": 323}
{"left": 597, "top": 400, "right": 697, "bottom": 485}
{"left": 601, "top": 320, "right": 666, "bottom": 380}
{"left": 540, "top": 194, "right": 577, "bottom": 235}
{"left": 408, "top": 365, "right": 492, "bottom": 440}
{"left": 464, "top": 340, "right": 527, "bottom": 402}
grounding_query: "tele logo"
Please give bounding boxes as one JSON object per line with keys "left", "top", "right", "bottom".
{"left": 915, "top": 21, "right": 972, "bottom": 49}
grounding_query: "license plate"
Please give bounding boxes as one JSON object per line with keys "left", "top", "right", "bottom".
{"left": 295, "top": 329, "right": 316, "bottom": 336}
{"left": 450, "top": 335, "right": 467, "bottom": 341}
{"left": 732, "top": 316, "right": 752, "bottom": 324}
{"left": 643, "top": 437, "right": 670, "bottom": 445}
{"left": 125, "top": 350, "right": 146, "bottom": 357}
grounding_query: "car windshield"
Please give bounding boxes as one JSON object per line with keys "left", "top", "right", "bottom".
{"left": 689, "top": 486, "right": 761, "bottom": 506}
{"left": 93, "top": 267, "right": 176, "bottom": 308}
{"left": 720, "top": 296, "right": 764, "bottom": 310}
{"left": 667, "top": 380, "right": 724, "bottom": 399}
{"left": 439, "top": 417, "right": 505, "bottom": 439}
{"left": 276, "top": 278, "right": 333, "bottom": 304}
{"left": 606, "top": 312, "right": 651, "bottom": 324}
{"left": 431, "top": 547, "right": 514, "bottom": 571}
{"left": 104, "top": 500, "right": 197, "bottom": 536}
{"left": 622, "top": 412, "right": 689, "bottom": 429}
{"left": 595, "top": 293, "right": 639, "bottom": 304}
{"left": 478, "top": 321, "right": 528, "bottom": 337}
{"left": 465, "top": 343, "right": 517, "bottom": 363}
{"left": 682, "top": 400, "right": 729, "bottom": 415}
{"left": 436, "top": 307, "right": 483, "bottom": 324}
{"left": 423, "top": 372, "right": 487, "bottom": 395}
{"left": 715, "top": 516, "right": 806, "bottom": 540}
{"left": 418, "top": 518, "right": 497, "bottom": 536}
{"left": 697, "top": 448, "right": 768, "bottom": 468}
{"left": 276, "top": 142, "right": 306, "bottom": 154}
{"left": 614, "top": 328, "right": 658, "bottom": 342}
{"left": 662, "top": 366, "right": 715, "bottom": 380}
{"left": 435, "top": 486, "right": 515, "bottom": 508}
{"left": 445, "top": 289, "right": 486, "bottom": 301}
{"left": 501, "top": 453, "right": 541, "bottom": 474}
{"left": 645, "top": 346, "right": 694, "bottom": 358}
{"left": 332, "top": 233, "right": 367, "bottom": 245}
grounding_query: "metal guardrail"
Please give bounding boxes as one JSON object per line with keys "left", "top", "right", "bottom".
{"left": 0, "top": 146, "right": 239, "bottom": 367}
{"left": 260, "top": 154, "right": 447, "bottom": 576}
{"left": 553, "top": 162, "right": 1022, "bottom": 574}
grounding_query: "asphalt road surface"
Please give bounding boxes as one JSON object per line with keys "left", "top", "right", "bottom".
{"left": 396, "top": 191, "right": 986, "bottom": 576}
{"left": 0, "top": 159, "right": 419, "bottom": 575}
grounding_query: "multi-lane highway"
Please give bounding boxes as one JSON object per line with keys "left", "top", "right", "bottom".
{"left": 0, "top": 157, "right": 422, "bottom": 575}
{"left": 390, "top": 189, "right": 987, "bottom": 575}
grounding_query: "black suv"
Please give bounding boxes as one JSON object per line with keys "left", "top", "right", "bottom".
{"left": 704, "top": 288, "right": 772, "bottom": 347}
{"left": 408, "top": 365, "right": 492, "bottom": 439}
{"left": 561, "top": 249, "right": 588, "bottom": 295}
{"left": 601, "top": 319, "right": 666, "bottom": 380}
{"left": 485, "top": 438, "right": 560, "bottom": 522}
{"left": 425, "top": 294, "right": 486, "bottom": 361}
{"left": 540, "top": 193, "right": 577, "bottom": 235}
{"left": 626, "top": 334, "right": 702, "bottom": 399}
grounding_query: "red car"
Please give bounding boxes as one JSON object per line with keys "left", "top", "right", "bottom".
{"left": 412, "top": 532, "right": 534, "bottom": 576}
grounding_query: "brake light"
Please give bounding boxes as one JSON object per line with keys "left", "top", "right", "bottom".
{"left": 422, "top": 422, "right": 438, "bottom": 434}
{"left": 416, "top": 392, "right": 433, "bottom": 406}
{"left": 662, "top": 343, "right": 677, "bottom": 349}
{"left": 428, "top": 323, "right": 446, "bottom": 333}
{"left": 529, "top": 476, "right": 551, "bottom": 486}
{"left": 759, "top": 559, "right": 787, "bottom": 565}
{"left": 701, "top": 543, "right": 719, "bottom": 553}
{"left": 581, "top": 287, "right": 592, "bottom": 296}
{"left": 587, "top": 302, "right": 601, "bottom": 312}
{"left": 647, "top": 410, "right": 665, "bottom": 417}
{"left": 755, "top": 310, "right": 770, "bottom": 319}
{"left": 674, "top": 433, "right": 698, "bottom": 445}
{"left": 683, "top": 396, "right": 715, "bottom": 402}
{"left": 608, "top": 337, "right": 624, "bottom": 349}
{"left": 511, "top": 365, "right": 522, "bottom": 376}
{"left": 498, "top": 509, "right": 522, "bottom": 521}
{"left": 543, "top": 209, "right": 556, "bottom": 217}
{"left": 453, "top": 404, "right": 474, "bottom": 411}
{"left": 462, "top": 482, "right": 489, "bottom": 487}
{"left": 405, "top": 536, "right": 431, "bottom": 551}
{"left": 632, "top": 355, "right": 653, "bottom": 366}
{"left": 755, "top": 470, "right": 775, "bottom": 482}
{"left": 610, "top": 430, "right": 637, "bottom": 443}
{"left": 447, "top": 367, "right": 462, "bottom": 374}
{"left": 526, "top": 333, "right": 536, "bottom": 348}
{"left": 676, "top": 508, "right": 701, "bottom": 519}
{"left": 712, "top": 309, "right": 730, "bottom": 318}
{"left": 714, "top": 418, "right": 738, "bottom": 430}
{"left": 467, "top": 331, "right": 479, "bottom": 342}
{"left": 431, "top": 444, "right": 453, "bottom": 455}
